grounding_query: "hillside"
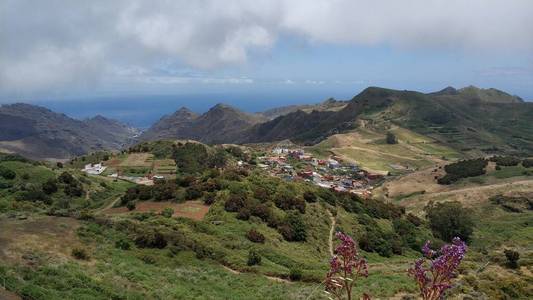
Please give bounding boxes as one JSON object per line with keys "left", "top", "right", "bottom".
{"left": 241, "top": 86, "right": 533, "bottom": 156}
{"left": 0, "top": 104, "right": 139, "bottom": 160}
{"left": 258, "top": 98, "right": 348, "bottom": 120}
{"left": 140, "top": 104, "right": 266, "bottom": 144}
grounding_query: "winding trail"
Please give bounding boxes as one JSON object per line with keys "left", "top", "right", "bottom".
{"left": 221, "top": 265, "right": 291, "bottom": 283}
{"left": 326, "top": 210, "right": 336, "bottom": 256}
{"left": 97, "top": 196, "right": 122, "bottom": 214}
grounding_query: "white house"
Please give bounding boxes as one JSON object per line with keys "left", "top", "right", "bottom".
{"left": 82, "top": 163, "right": 107, "bottom": 175}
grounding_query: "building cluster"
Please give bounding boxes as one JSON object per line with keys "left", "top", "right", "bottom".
{"left": 81, "top": 163, "right": 107, "bottom": 175}
{"left": 257, "top": 147, "right": 383, "bottom": 198}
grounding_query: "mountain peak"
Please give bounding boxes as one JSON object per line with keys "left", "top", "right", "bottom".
{"left": 432, "top": 86, "right": 458, "bottom": 95}
{"left": 458, "top": 86, "right": 523, "bottom": 103}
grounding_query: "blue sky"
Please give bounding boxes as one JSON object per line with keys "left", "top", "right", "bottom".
{"left": 1, "top": 0, "right": 532, "bottom": 104}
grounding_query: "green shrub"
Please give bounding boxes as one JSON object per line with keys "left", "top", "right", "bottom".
{"left": 42, "top": 179, "right": 58, "bottom": 195}
{"left": 490, "top": 156, "right": 521, "bottom": 167}
{"left": 504, "top": 249, "right": 520, "bottom": 269}
{"left": 425, "top": 201, "right": 474, "bottom": 242}
{"left": 438, "top": 158, "right": 487, "bottom": 184}
{"left": 246, "top": 229, "right": 265, "bottom": 243}
{"left": 161, "top": 207, "right": 174, "bottom": 218}
{"left": 115, "top": 238, "right": 131, "bottom": 250}
{"left": 386, "top": 131, "right": 398, "bottom": 144}
{"left": 71, "top": 247, "right": 89, "bottom": 260}
{"left": 134, "top": 230, "right": 167, "bottom": 249}
{"left": 289, "top": 268, "right": 302, "bottom": 281}
{"left": 126, "top": 201, "right": 136, "bottom": 211}
{"left": 523, "top": 159, "right": 533, "bottom": 168}
{"left": 279, "top": 212, "right": 307, "bottom": 242}
{"left": 0, "top": 167, "right": 16, "bottom": 180}
{"left": 247, "top": 249, "right": 261, "bottom": 266}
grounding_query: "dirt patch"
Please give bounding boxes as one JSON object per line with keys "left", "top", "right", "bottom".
{"left": 0, "top": 288, "right": 22, "bottom": 300}
{"left": 104, "top": 200, "right": 210, "bottom": 221}
{"left": 0, "top": 216, "right": 80, "bottom": 264}
{"left": 382, "top": 164, "right": 447, "bottom": 198}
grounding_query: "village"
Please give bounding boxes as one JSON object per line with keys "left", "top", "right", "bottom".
{"left": 256, "top": 146, "right": 384, "bottom": 198}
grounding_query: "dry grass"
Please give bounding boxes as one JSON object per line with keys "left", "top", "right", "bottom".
{"left": 104, "top": 200, "right": 210, "bottom": 220}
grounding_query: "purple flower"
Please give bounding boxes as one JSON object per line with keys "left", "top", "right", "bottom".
{"left": 325, "top": 231, "right": 370, "bottom": 300}
{"left": 408, "top": 237, "right": 467, "bottom": 300}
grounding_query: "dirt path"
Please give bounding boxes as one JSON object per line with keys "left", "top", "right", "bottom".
{"left": 221, "top": 265, "right": 291, "bottom": 283}
{"left": 97, "top": 196, "right": 122, "bottom": 214}
{"left": 326, "top": 210, "right": 336, "bottom": 256}
{"left": 331, "top": 145, "right": 420, "bottom": 161}
{"left": 0, "top": 288, "right": 22, "bottom": 300}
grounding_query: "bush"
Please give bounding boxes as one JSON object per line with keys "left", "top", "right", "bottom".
{"left": 58, "top": 171, "right": 75, "bottom": 184}
{"left": 115, "top": 239, "right": 131, "bottom": 250}
{"left": 247, "top": 249, "right": 261, "bottom": 266}
{"left": 504, "top": 249, "right": 520, "bottom": 269}
{"left": 303, "top": 191, "right": 317, "bottom": 203}
{"left": 490, "top": 156, "right": 521, "bottom": 167}
{"left": 21, "top": 173, "right": 30, "bottom": 180}
{"left": 224, "top": 194, "right": 247, "bottom": 212}
{"left": 71, "top": 247, "right": 89, "bottom": 260}
{"left": 161, "top": 207, "right": 174, "bottom": 218}
{"left": 0, "top": 167, "right": 16, "bottom": 180}
{"left": 438, "top": 158, "right": 487, "bottom": 184}
{"left": 279, "top": 212, "right": 307, "bottom": 242}
{"left": 246, "top": 229, "right": 265, "bottom": 243}
{"left": 386, "top": 131, "right": 398, "bottom": 144}
{"left": 426, "top": 201, "right": 474, "bottom": 242}
{"left": 42, "top": 179, "right": 58, "bottom": 195}
{"left": 289, "top": 268, "right": 302, "bottom": 281}
{"left": 126, "top": 201, "right": 136, "bottom": 211}
{"left": 237, "top": 208, "right": 251, "bottom": 220}
{"left": 523, "top": 159, "right": 533, "bottom": 168}
{"left": 134, "top": 230, "right": 167, "bottom": 249}
{"left": 203, "top": 192, "right": 217, "bottom": 205}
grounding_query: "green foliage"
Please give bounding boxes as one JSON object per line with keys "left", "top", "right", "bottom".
{"left": 246, "top": 229, "right": 265, "bottom": 243}
{"left": 42, "top": 178, "right": 58, "bottom": 195}
{"left": 247, "top": 249, "right": 261, "bottom": 266}
{"left": 126, "top": 201, "right": 136, "bottom": 211}
{"left": 504, "top": 249, "right": 520, "bottom": 269}
{"left": 134, "top": 229, "right": 168, "bottom": 249}
{"left": 386, "top": 131, "right": 398, "bottom": 144}
{"left": 289, "top": 268, "right": 302, "bottom": 281}
{"left": 522, "top": 158, "right": 533, "bottom": 168}
{"left": 425, "top": 201, "right": 474, "bottom": 242}
{"left": 115, "top": 238, "right": 132, "bottom": 250}
{"left": 438, "top": 158, "right": 487, "bottom": 184}
{"left": 279, "top": 211, "right": 307, "bottom": 242}
{"left": 0, "top": 166, "right": 16, "bottom": 179}
{"left": 161, "top": 207, "right": 174, "bottom": 218}
{"left": 71, "top": 247, "right": 89, "bottom": 260}
{"left": 490, "top": 156, "right": 521, "bottom": 167}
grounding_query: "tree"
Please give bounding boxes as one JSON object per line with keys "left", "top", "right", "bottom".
{"left": 425, "top": 201, "right": 474, "bottom": 242}
{"left": 386, "top": 131, "right": 398, "bottom": 144}
{"left": 279, "top": 212, "right": 307, "bottom": 242}
{"left": 42, "top": 178, "right": 58, "bottom": 195}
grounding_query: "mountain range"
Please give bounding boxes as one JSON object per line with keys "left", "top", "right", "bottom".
{"left": 0, "top": 103, "right": 139, "bottom": 160}
{"left": 1, "top": 86, "right": 531, "bottom": 160}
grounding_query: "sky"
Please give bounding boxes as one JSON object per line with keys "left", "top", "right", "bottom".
{"left": 1, "top": 0, "right": 533, "bottom": 110}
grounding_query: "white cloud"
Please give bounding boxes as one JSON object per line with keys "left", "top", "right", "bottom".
{"left": 1, "top": 0, "right": 532, "bottom": 95}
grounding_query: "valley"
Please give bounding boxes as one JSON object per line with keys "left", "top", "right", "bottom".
{"left": 0, "top": 86, "right": 532, "bottom": 299}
